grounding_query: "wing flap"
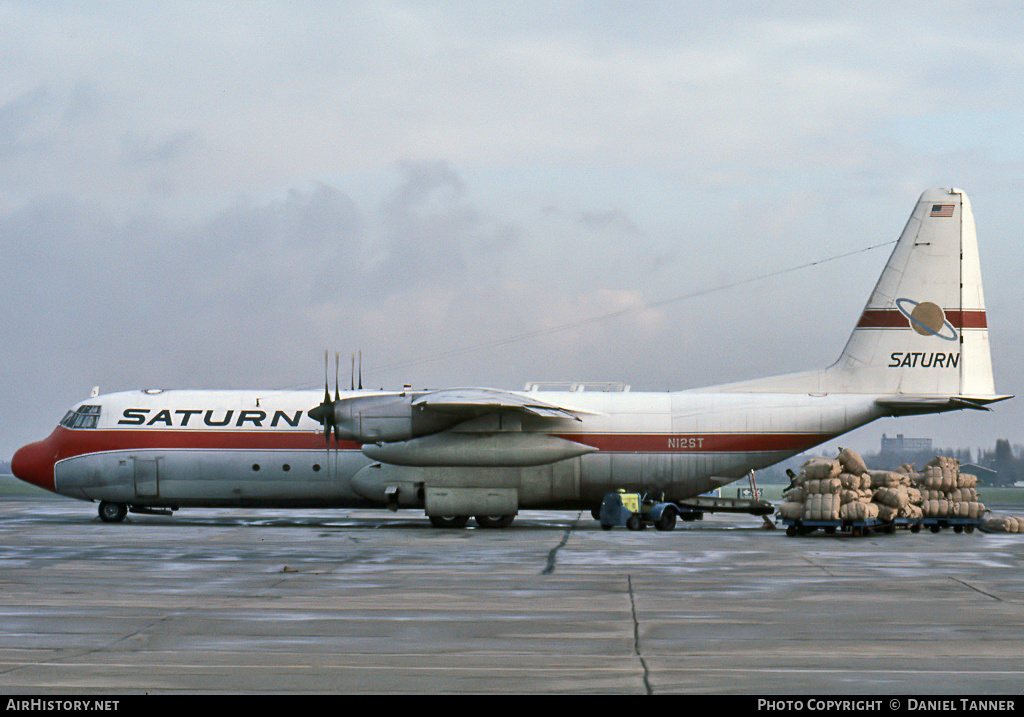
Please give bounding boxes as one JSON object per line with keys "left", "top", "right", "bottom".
{"left": 411, "top": 388, "right": 597, "bottom": 421}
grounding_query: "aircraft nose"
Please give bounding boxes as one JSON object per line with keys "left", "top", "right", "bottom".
{"left": 11, "top": 439, "right": 57, "bottom": 493}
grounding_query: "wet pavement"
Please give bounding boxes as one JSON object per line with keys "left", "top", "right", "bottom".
{"left": 2, "top": 494, "right": 1024, "bottom": 694}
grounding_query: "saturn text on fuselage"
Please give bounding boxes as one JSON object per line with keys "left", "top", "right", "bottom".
{"left": 888, "top": 352, "right": 960, "bottom": 368}
{"left": 118, "top": 409, "right": 305, "bottom": 427}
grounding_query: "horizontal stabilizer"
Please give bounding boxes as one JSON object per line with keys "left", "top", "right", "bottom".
{"left": 875, "top": 394, "right": 1013, "bottom": 416}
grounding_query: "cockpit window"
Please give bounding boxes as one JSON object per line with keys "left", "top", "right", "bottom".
{"left": 60, "top": 405, "right": 101, "bottom": 429}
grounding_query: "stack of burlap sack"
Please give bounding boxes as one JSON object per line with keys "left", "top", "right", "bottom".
{"left": 779, "top": 448, "right": 881, "bottom": 522}
{"left": 777, "top": 449, "right": 1024, "bottom": 533}
{"left": 912, "top": 455, "right": 987, "bottom": 520}
{"left": 982, "top": 515, "right": 1024, "bottom": 533}
{"left": 779, "top": 448, "right": 955, "bottom": 524}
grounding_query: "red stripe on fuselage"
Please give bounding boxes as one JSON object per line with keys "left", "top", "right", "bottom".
{"left": 857, "top": 308, "right": 987, "bottom": 329}
{"left": 50, "top": 425, "right": 361, "bottom": 459}
{"left": 57, "top": 428, "right": 833, "bottom": 457}
{"left": 554, "top": 432, "right": 835, "bottom": 453}
{"left": 14, "top": 426, "right": 836, "bottom": 493}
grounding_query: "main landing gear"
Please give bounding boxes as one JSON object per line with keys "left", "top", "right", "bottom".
{"left": 96, "top": 501, "right": 175, "bottom": 523}
{"left": 98, "top": 501, "right": 128, "bottom": 523}
{"left": 428, "top": 515, "right": 516, "bottom": 529}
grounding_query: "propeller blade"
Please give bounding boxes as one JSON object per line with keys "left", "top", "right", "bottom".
{"left": 309, "top": 350, "right": 338, "bottom": 446}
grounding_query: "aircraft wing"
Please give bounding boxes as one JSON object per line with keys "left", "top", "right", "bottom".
{"left": 411, "top": 388, "right": 596, "bottom": 421}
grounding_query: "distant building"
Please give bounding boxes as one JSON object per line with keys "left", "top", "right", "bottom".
{"left": 881, "top": 433, "right": 933, "bottom": 454}
{"left": 960, "top": 463, "right": 1001, "bottom": 487}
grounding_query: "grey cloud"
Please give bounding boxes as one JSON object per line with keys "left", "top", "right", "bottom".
{"left": 0, "top": 86, "right": 50, "bottom": 159}
{"left": 578, "top": 208, "right": 642, "bottom": 235}
{"left": 121, "top": 130, "right": 201, "bottom": 165}
{"left": 387, "top": 159, "right": 466, "bottom": 208}
{"left": 61, "top": 80, "right": 100, "bottom": 125}
{"left": 373, "top": 160, "right": 522, "bottom": 286}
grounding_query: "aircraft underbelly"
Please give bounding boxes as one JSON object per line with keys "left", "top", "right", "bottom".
{"left": 55, "top": 448, "right": 373, "bottom": 507}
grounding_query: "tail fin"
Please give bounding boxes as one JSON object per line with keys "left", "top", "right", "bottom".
{"left": 715, "top": 188, "right": 1009, "bottom": 408}
{"left": 827, "top": 187, "right": 994, "bottom": 397}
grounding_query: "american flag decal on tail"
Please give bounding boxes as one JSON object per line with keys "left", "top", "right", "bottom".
{"left": 930, "top": 204, "right": 955, "bottom": 217}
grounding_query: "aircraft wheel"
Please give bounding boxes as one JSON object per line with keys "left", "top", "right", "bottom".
{"left": 98, "top": 501, "right": 128, "bottom": 523}
{"left": 429, "top": 515, "right": 470, "bottom": 529}
{"left": 475, "top": 515, "right": 515, "bottom": 529}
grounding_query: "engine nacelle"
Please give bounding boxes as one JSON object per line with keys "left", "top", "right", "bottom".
{"left": 332, "top": 393, "right": 458, "bottom": 443}
{"left": 361, "top": 431, "right": 598, "bottom": 467}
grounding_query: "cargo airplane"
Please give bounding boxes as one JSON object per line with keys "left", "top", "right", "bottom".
{"left": 11, "top": 188, "right": 1011, "bottom": 528}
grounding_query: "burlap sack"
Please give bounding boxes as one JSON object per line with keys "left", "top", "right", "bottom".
{"left": 779, "top": 502, "right": 804, "bottom": 520}
{"left": 927, "top": 455, "right": 960, "bottom": 470}
{"left": 875, "top": 486, "right": 910, "bottom": 510}
{"left": 837, "top": 447, "right": 868, "bottom": 476}
{"left": 876, "top": 504, "right": 898, "bottom": 522}
{"left": 783, "top": 486, "right": 807, "bottom": 503}
{"left": 805, "top": 493, "right": 840, "bottom": 520}
{"left": 949, "top": 488, "right": 978, "bottom": 503}
{"left": 924, "top": 499, "right": 951, "bottom": 517}
{"left": 901, "top": 504, "right": 923, "bottom": 520}
{"left": 806, "top": 477, "right": 842, "bottom": 495}
{"left": 839, "top": 472, "right": 862, "bottom": 490}
{"left": 957, "top": 473, "right": 978, "bottom": 489}
{"left": 984, "top": 515, "right": 1020, "bottom": 533}
{"left": 924, "top": 470, "right": 956, "bottom": 492}
{"left": 840, "top": 490, "right": 860, "bottom": 505}
{"left": 870, "top": 470, "right": 906, "bottom": 488}
{"left": 984, "top": 516, "right": 1009, "bottom": 532}
{"left": 803, "top": 459, "right": 841, "bottom": 480}
{"left": 840, "top": 501, "right": 879, "bottom": 521}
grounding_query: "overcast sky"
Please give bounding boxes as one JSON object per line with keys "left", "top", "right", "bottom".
{"left": 2, "top": 1, "right": 1022, "bottom": 460}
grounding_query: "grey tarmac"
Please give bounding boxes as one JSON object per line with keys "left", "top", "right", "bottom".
{"left": 2, "top": 494, "right": 1024, "bottom": 694}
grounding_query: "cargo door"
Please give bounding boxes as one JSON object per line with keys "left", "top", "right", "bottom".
{"left": 133, "top": 457, "right": 160, "bottom": 499}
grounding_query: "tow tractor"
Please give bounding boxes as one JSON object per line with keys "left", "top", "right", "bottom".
{"left": 598, "top": 490, "right": 679, "bottom": 531}
{"left": 597, "top": 472, "right": 775, "bottom": 532}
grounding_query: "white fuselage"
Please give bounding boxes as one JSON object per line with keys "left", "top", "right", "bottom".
{"left": 20, "top": 387, "right": 886, "bottom": 509}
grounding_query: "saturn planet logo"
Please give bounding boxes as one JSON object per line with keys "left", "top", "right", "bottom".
{"left": 895, "top": 298, "right": 958, "bottom": 341}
